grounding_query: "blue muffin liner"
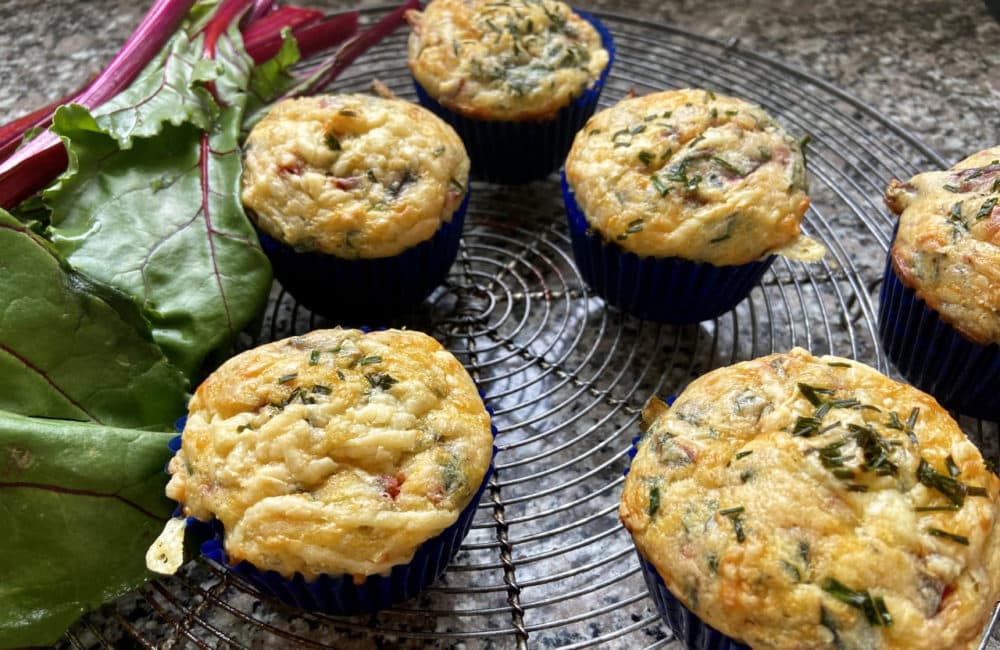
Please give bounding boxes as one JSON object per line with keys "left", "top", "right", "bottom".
{"left": 412, "top": 10, "right": 615, "bottom": 184}
{"left": 256, "top": 190, "right": 469, "bottom": 323}
{"left": 878, "top": 247, "right": 1000, "bottom": 421}
{"left": 562, "top": 172, "right": 775, "bottom": 324}
{"left": 624, "top": 427, "right": 748, "bottom": 650}
{"left": 170, "top": 397, "right": 497, "bottom": 616}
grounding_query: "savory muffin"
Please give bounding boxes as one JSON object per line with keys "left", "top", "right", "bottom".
{"left": 885, "top": 145, "right": 1000, "bottom": 345}
{"left": 565, "top": 89, "right": 824, "bottom": 265}
{"left": 406, "top": 0, "right": 610, "bottom": 121}
{"left": 241, "top": 94, "right": 469, "bottom": 259}
{"left": 165, "top": 328, "right": 493, "bottom": 581}
{"left": 621, "top": 348, "right": 1000, "bottom": 650}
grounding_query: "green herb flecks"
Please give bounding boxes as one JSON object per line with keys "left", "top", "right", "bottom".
{"left": 638, "top": 150, "right": 655, "bottom": 167}
{"left": 449, "top": 177, "right": 465, "bottom": 193}
{"left": 278, "top": 373, "right": 298, "bottom": 384}
{"left": 793, "top": 415, "right": 823, "bottom": 437}
{"left": 917, "top": 458, "right": 971, "bottom": 506}
{"left": 325, "top": 132, "right": 341, "bottom": 151}
{"left": 310, "top": 384, "right": 332, "bottom": 395}
{"left": 651, "top": 175, "right": 670, "bottom": 197}
{"left": 710, "top": 216, "right": 736, "bottom": 243}
{"left": 366, "top": 372, "right": 398, "bottom": 391}
{"left": 914, "top": 504, "right": 960, "bottom": 513}
{"left": 848, "top": 424, "right": 898, "bottom": 476}
{"left": 617, "top": 218, "right": 645, "bottom": 241}
{"left": 827, "top": 361, "right": 852, "bottom": 368}
{"left": 719, "top": 506, "right": 746, "bottom": 543}
{"left": 821, "top": 578, "right": 892, "bottom": 627}
{"left": 735, "top": 450, "right": 754, "bottom": 460}
{"left": 358, "top": 355, "right": 383, "bottom": 366}
{"left": 648, "top": 484, "right": 660, "bottom": 517}
{"left": 309, "top": 350, "right": 321, "bottom": 365}
{"left": 942, "top": 184, "right": 959, "bottom": 193}
{"left": 798, "top": 383, "right": 835, "bottom": 407}
{"left": 977, "top": 196, "right": 998, "bottom": 220}
{"left": 926, "top": 528, "right": 970, "bottom": 545}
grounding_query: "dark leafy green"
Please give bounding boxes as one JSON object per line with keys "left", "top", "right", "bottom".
{"left": 0, "top": 210, "right": 187, "bottom": 429}
{"left": 45, "top": 24, "right": 272, "bottom": 380}
{"left": 0, "top": 409, "right": 174, "bottom": 648}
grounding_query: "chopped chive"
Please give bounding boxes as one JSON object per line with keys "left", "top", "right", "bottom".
{"left": 798, "top": 383, "right": 834, "bottom": 407}
{"left": 651, "top": 175, "right": 670, "bottom": 197}
{"left": 648, "top": 484, "right": 660, "bottom": 516}
{"left": 358, "top": 355, "right": 383, "bottom": 366}
{"left": 832, "top": 469, "right": 854, "bottom": 479}
{"left": 311, "top": 384, "right": 332, "bottom": 395}
{"left": 588, "top": 128, "right": 601, "bottom": 136}
{"left": 725, "top": 109, "right": 738, "bottom": 116}
{"left": 719, "top": 506, "right": 745, "bottom": 516}
{"left": 336, "top": 369, "right": 345, "bottom": 381}
{"left": 967, "top": 486, "right": 988, "bottom": 497}
{"left": 433, "top": 145, "right": 446, "bottom": 156}
{"left": 917, "top": 458, "right": 967, "bottom": 506}
{"left": 449, "top": 177, "right": 465, "bottom": 193}
{"left": 365, "top": 372, "right": 398, "bottom": 390}
{"left": 630, "top": 124, "right": 647, "bottom": 135}
{"left": 886, "top": 411, "right": 904, "bottom": 430}
{"left": 638, "top": 150, "right": 654, "bottom": 166}
{"left": 926, "top": 528, "right": 969, "bottom": 545}
{"left": 945, "top": 455, "right": 961, "bottom": 478}
{"left": 705, "top": 90, "right": 716, "bottom": 101}
{"left": 792, "top": 415, "right": 822, "bottom": 437}
{"left": 366, "top": 169, "right": 378, "bottom": 183}
{"left": 712, "top": 156, "right": 745, "bottom": 177}
{"left": 309, "top": 350, "right": 321, "bottom": 365}
{"left": 815, "top": 402, "right": 833, "bottom": 419}
{"left": 709, "top": 107, "right": 718, "bottom": 119}
{"left": 914, "top": 504, "right": 960, "bottom": 512}
{"left": 906, "top": 408, "right": 920, "bottom": 430}
{"left": 325, "top": 133, "right": 341, "bottom": 151}
{"left": 942, "top": 184, "right": 959, "bottom": 193}
{"left": 847, "top": 484, "right": 869, "bottom": 492}
{"left": 278, "top": 373, "right": 298, "bottom": 384}
{"left": 827, "top": 361, "right": 852, "bottom": 367}
{"left": 735, "top": 450, "right": 754, "bottom": 460}
{"left": 950, "top": 201, "right": 963, "bottom": 220}
{"left": 977, "top": 196, "right": 998, "bottom": 220}
{"left": 821, "top": 578, "right": 892, "bottom": 627}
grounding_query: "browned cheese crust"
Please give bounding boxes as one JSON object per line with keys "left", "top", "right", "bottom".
{"left": 886, "top": 145, "right": 1000, "bottom": 345}
{"left": 621, "top": 348, "right": 1000, "bottom": 649}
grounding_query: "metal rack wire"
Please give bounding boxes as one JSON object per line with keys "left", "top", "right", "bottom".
{"left": 60, "top": 7, "right": 1000, "bottom": 649}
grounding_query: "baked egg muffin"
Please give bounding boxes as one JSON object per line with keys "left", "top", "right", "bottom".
{"left": 885, "top": 145, "right": 1000, "bottom": 345}
{"left": 406, "top": 0, "right": 610, "bottom": 121}
{"left": 565, "top": 89, "right": 824, "bottom": 265}
{"left": 241, "top": 94, "right": 469, "bottom": 259}
{"left": 621, "top": 348, "right": 1000, "bottom": 650}
{"left": 165, "top": 328, "right": 493, "bottom": 581}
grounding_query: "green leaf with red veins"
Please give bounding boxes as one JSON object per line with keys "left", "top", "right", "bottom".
{"left": 0, "top": 210, "right": 187, "bottom": 429}
{"left": 91, "top": 30, "right": 220, "bottom": 149}
{"left": 0, "top": 409, "right": 175, "bottom": 647}
{"left": 44, "top": 24, "right": 272, "bottom": 380}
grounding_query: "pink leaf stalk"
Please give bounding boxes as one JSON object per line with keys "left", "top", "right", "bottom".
{"left": 0, "top": 0, "right": 198, "bottom": 209}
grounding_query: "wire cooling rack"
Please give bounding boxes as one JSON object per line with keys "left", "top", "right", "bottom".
{"left": 60, "top": 6, "right": 1000, "bottom": 650}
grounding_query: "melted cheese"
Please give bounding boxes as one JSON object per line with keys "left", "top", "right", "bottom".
{"left": 166, "top": 328, "right": 492, "bottom": 581}
{"left": 241, "top": 94, "right": 470, "bottom": 259}
{"left": 406, "top": 0, "right": 609, "bottom": 120}
{"left": 886, "top": 145, "right": 1000, "bottom": 345}
{"left": 565, "top": 89, "right": 824, "bottom": 265}
{"left": 621, "top": 348, "right": 1000, "bottom": 650}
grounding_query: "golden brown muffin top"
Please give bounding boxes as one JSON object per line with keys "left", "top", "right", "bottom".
{"left": 242, "top": 94, "right": 469, "bottom": 259}
{"left": 565, "top": 89, "right": 825, "bottom": 265}
{"left": 886, "top": 145, "right": 1000, "bottom": 345}
{"left": 406, "top": 0, "right": 609, "bottom": 121}
{"left": 166, "top": 328, "right": 493, "bottom": 580}
{"left": 621, "top": 348, "right": 1000, "bottom": 650}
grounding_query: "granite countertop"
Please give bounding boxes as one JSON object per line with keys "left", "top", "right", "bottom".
{"left": 2, "top": 1, "right": 999, "bottom": 649}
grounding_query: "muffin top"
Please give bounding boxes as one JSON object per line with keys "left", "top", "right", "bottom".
{"left": 886, "top": 145, "right": 1000, "bottom": 345}
{"left": 241, "top": 94, "right": 470, "bottom": 259}
{"left": 620, "top": 348, "right": 1000, "bottom": 650}
{"left": 406, "top": 0, "right": 609, "bottom": 121}
{"left": 166, "top": 328, "right": 493, "bottom": 580}
{"left": 565, "top": 89, "right": 824, "bottom": 265}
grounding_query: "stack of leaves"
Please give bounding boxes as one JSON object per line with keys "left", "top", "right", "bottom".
{"left": 0, "top": 0, "right": 416, "bottom": 645}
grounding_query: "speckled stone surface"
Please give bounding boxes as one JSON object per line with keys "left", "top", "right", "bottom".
{"left": 3, "top": 1, "right": 999, "bottom": 649}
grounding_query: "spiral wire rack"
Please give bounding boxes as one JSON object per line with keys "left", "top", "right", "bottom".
{"left": 61, "top": 7, "right": 1000, "bottom": 649}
